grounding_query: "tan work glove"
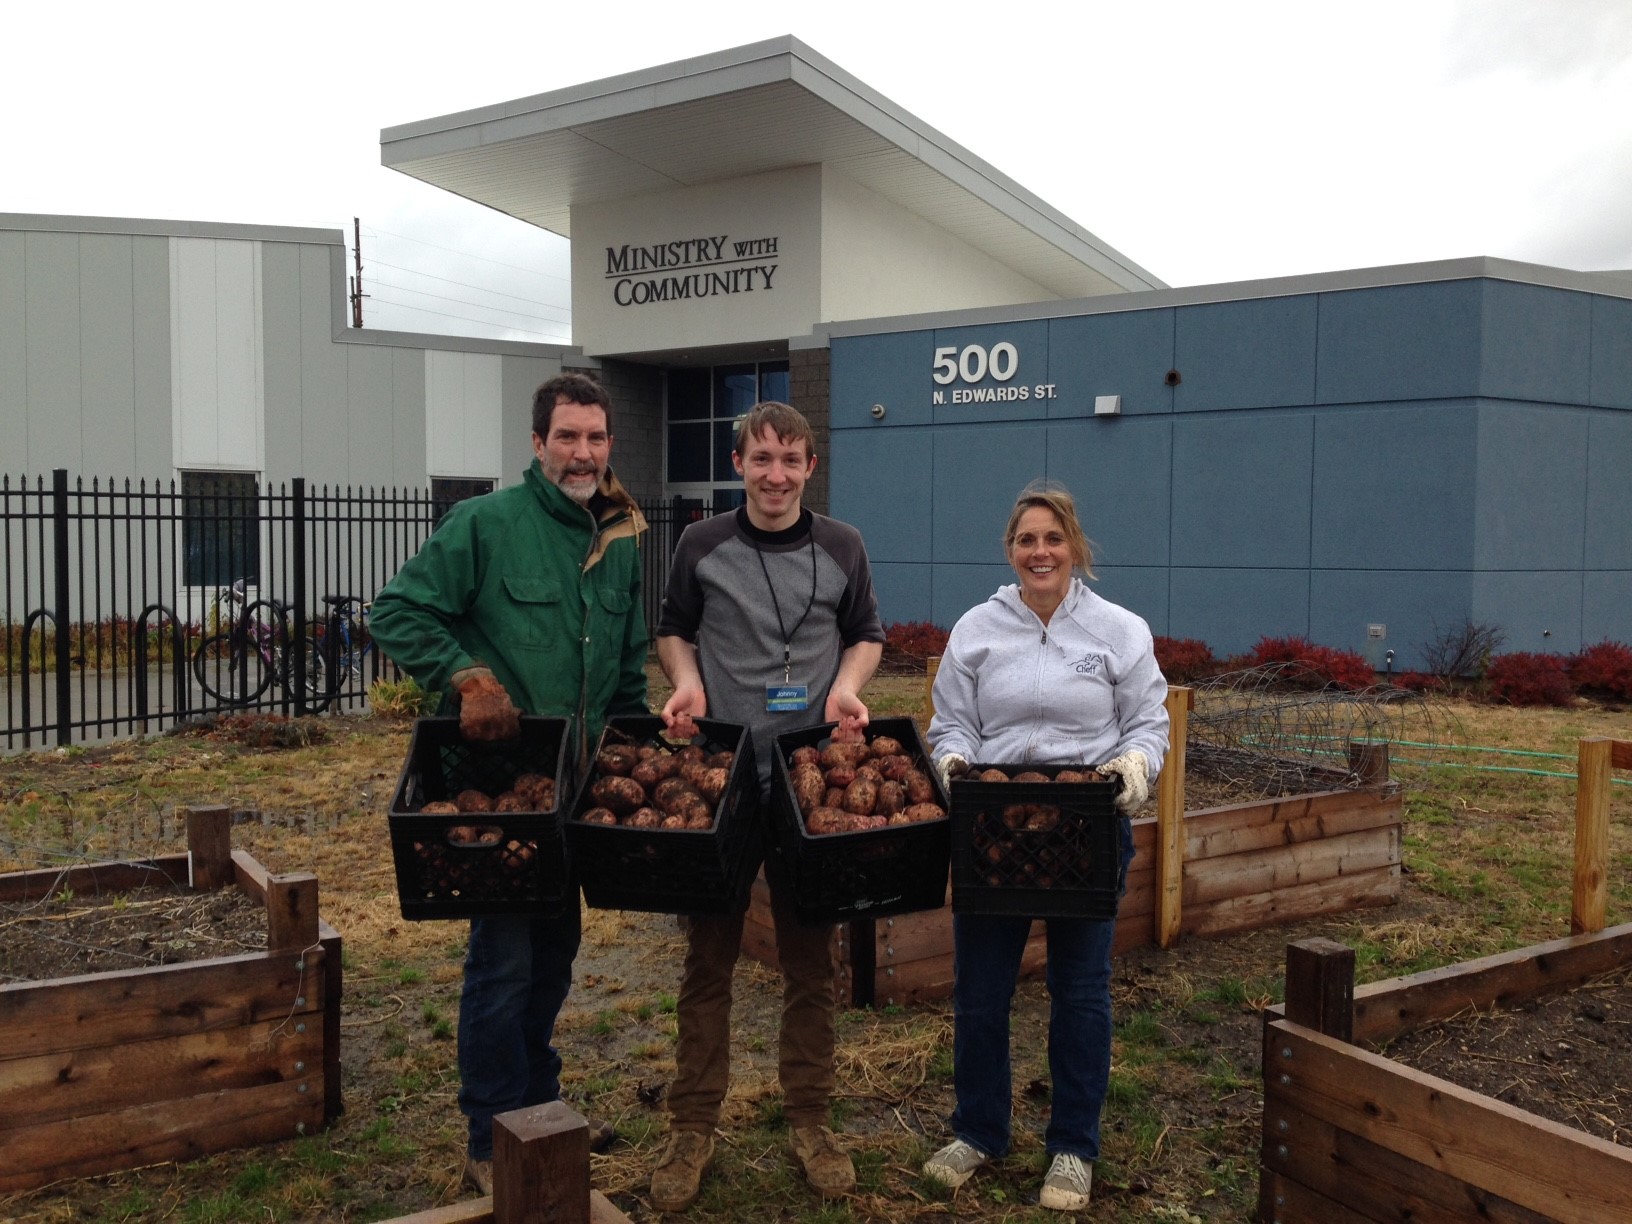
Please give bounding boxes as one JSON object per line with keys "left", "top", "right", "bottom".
{"left": 935, "top": 753, "right": 969, "bottom": 792}
{"left": 1095, "top": 750, "right": 1150, "bottom": 814}
{"left": 455, "top": 668, "right": 521, "bottom": 741}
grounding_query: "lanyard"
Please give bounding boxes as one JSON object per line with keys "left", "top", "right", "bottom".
{"left": 750, "top": 526, "right": 818, "bottom": 684}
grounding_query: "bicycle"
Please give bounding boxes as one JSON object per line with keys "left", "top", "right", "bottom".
{"left": 190, "top": 580, "right": 295, "bottom": 705}
{"left": 286, "top": 595, "right": 376, "bottom": 713}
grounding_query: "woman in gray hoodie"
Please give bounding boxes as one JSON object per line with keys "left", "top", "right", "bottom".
{"left": 921, "top": 480, "right": 1169, "bottom": 1212}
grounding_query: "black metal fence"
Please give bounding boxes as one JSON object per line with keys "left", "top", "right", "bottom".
{"left": 2, "top": 472, "right": 728, "bottom": 751}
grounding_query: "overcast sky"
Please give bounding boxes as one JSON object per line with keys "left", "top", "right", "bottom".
{"left": 7, "top": 1, "right": 1629, "bottom": 343}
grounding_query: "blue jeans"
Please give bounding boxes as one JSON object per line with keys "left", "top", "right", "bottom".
{"left": 949, "top": 815, "right": 1132, "bottom": 1162}
{"left": 458, "top": 905, "right": 582, "bottom": 1159}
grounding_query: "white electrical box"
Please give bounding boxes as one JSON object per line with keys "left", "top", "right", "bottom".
{"left": 1094, "top": 395, "right": 1121, "bottom": 416}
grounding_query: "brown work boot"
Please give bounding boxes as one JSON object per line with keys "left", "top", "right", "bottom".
{"left": 585, "top": 1115, "right": 616, "bottom": 1153}
{"left": 464, "top": 1155, "right": 494, "bottom": 1196}
{"left": 789, "top": 1124, "right": 856, "bottom": 1196}
{"left": 649, "top": 1129, "right": 715, "bottom": 1212}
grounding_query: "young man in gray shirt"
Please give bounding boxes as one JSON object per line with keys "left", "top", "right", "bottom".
{"left": 650, "top": 401, "right": 884, "bottom": 1210}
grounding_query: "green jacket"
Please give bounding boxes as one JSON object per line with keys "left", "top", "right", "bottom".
{"left": 370, "top": 461, "right": 650, "bottom": 746}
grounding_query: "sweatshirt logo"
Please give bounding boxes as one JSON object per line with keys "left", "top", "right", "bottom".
{"left": 1072, "top": 652, "right": 1105, "bottom": 676}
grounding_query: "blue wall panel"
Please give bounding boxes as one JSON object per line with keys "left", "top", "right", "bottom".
{"left": 869, "top": 562, "right": 933, "bottom": 625}
{"left": 1473, "top": 403, "right": 1588, "bottom": 571}
{"left": 1046, "top": 419, "right": 1172, "bottom": 566}
{"left": 933, "top": 563, "right": 1016, "bottom": 632}
{"left": 1472, "top": 572, "right": 1582, "bottom": 655}
{"left": 931, "top": 424, "right": 1040, "bottom": 563}
{"left": 1316, "top": 281, "right": 1482, "bottom": 405}
{"left": 1585, "top": 413, "right": 1632, "bottom": 569}
{"left": 1171, "top": 413, "right": 1312, "bottom": 568}
{"left": 1584, "top": 572, "right": 1632, "bottom": 646}
{"left": 1173, "top": 295, "right": 1318, "bottom": 413}
{"left": 1309, "top": 569, "right": 1473, "bottom": 670}
{"left": 929, "top": 319, "right": 1051, "bottom": 426}
{"left": 1093, "top": 568, "right": 1169, "bottom": 634}
{"left": 1311, "top": 405, "right": 1477, "bottom": 570}
{"left": 830, "top": 331, "right": 936, "bottom": 429}
{"left": 829, "top": 428, "right": 932, "bottom": 564}
{"left": 1169, "top": 568, "right": 1309, "bottom": 657}
{"left": 1481, "top": 282, "right": 1591, "bottom": 405}
{"left": 1045, "top": 309, "right": 1174, "bottom": 418}
{"left": 1590, "top": 294, "right": 1632, "bottom": 410}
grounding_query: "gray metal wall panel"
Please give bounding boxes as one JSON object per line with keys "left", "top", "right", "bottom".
{"left": 932, "top": 563, "right": 1014, "bottom": 634}
{"left": 1316, "top": 281, "right": 1482, "bottom": 405}
{"left": 930, "top": 320, "right": 1051, "bottom": 426}
{"left": 1173, "top": 296, "right": 1318, "bottom": 413}
{"left": 1310, "top": 404, "right": 1478, "bottom": 570}
{"left": 1046, "top": 310, "right": 1174, "bottom": 419}
{"left": 1590, "top": 294, "right": 1632, "bottom": 410}
{"left": 392, "top": 348, "right": 428, "bottom": 487}
{"left": 1480, "top": 281, "right": 1591, "bottom": 405}
{"left": 1309, "top": 569, "right": 1474, "bottom": 670}
{"left": 298, "top": 244, "right": 349, "bottom": 484}
{"left": 24, "top": 231, "right": 82, "bottom": 471}
{"left": 131, "top": 236, "right": 172, "bottom": 476}
{"left": 930, "top": 423, "right": 1039, "bottom": 564}
{"left": 1473, "top": 402, "right": 1588, "bottom": 571}
{"left": 261, "top": 241, "right": 306, "bottom": 484}
{"left": 1472, "top": 571, "right": 1582, "bottom": 655}
{"left": 1583, "top": 571, "right": 1632, "bottom": 646}
{"left": 829, "top": 428, "right": 931, "bottom": 565}
{"left": 77, "top": 234, "right": 138, "bottom": 477}
{"left": 1170, "top": 413, "right": 1312, "bottom": 569}
{"left": 1169, "top": 567, "right": 1309, "bottom": 658}
{"left": 1092, "top": 567, "right": 1168, "bottom": 634}
{"left": 831, "top": 332, "right": 935, "bottom": 429}
{"left": 1045, "top": 419, "right": 1172, "bottom": 566}
{"left": 346, "top": 343, "right": 397, "bottom": 486}
{"left": 868, "top": 561, "right": 932, "bottom": 624}
{"left": 1584, "top": 412, "right": 1632, "bottom": 569}
{"left": 0, "top": 232, "right": 25, "bottom": 470}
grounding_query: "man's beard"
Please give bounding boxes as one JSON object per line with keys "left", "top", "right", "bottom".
{"left": 547, "top": 461, "right": 600, "bottom": 504}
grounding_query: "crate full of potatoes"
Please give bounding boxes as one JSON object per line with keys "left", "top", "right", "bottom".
{"left": 388, "top": 716, "right": 573, "bottom": 920}
{"left": 566, "top": 715, "right": 759, "bottom": 915}
{"left": 769, "top": 717, "right": 950, "bottom": 924}
{"left": 950, "top": 764, "right": 1122, "bottom": 920}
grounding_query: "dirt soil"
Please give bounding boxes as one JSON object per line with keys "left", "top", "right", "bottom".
{"left": 1382, "top": 967, "right": 1632, "bottom": 1147}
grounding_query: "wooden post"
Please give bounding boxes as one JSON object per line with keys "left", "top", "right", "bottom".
{"left": 267, "top": 872, "right": 320, "bottom": 951}
{"left": 1155, "top": 685, "right": 1192, "bottom": 949}
{"left": 493, "top": 1101, "right": 590, "bottom": 1224}
{"left": 925, "top": 655, "right": 940, "bottom": 726}
{"left": 186, "top": 806, "right": 233, "bottom": 891}
{"left": 1347, "top": 739, "right": 1391, "bottom": 785}
{"left": 1284, "top": 937, "right": 1355, "bottom": 1042}
{"left": 1573, "top": 737, "right": 1613, "bottom": 936}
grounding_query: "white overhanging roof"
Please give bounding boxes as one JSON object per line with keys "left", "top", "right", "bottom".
{"left": 381, "top": 36, "right": 1166, "bottom": 299}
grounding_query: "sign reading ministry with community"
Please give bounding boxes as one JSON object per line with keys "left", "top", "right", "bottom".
{"left": 604, "top": 234, "right": 780, "bottom": 307}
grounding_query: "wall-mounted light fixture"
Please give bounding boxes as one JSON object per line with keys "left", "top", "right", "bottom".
{"left": 1094, "top": 395, "right": 1122, "bottom": 417}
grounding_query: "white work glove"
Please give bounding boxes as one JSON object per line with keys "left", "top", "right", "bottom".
{"left": 935, "top": 753, "right": 969, "bottom": 792}
{"left": 1095, "top": 750, "right": 1150, "bottom": 814}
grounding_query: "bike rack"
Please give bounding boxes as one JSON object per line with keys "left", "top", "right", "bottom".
{"left": 134, "top": 603, "right": 189, "bottom": 725}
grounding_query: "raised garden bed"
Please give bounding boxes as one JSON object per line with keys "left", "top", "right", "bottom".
{"left": 0, "top": 806, "right": 342, "bottom": 1192}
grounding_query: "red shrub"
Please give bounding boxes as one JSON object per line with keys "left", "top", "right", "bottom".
{"left": 1246, "top": 635, "right": 1376, "bottom": 691}
{"left": 1485, "top": 652, "right": 1575, "bottom": 707}
{"left": 1393, "top": 671, "right": 1445, "bottom": 693}
{"left": 1568, "top": 641, "right": 1632, "bottom": 701}
{"left": 883, "top": 621, "right": 950, "bottom": 661}
{"left": 1153, "top": 636, "right": 1218, "bottom": 684}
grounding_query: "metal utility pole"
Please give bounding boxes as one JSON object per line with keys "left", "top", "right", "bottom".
{"left": 349, "top": 218, "right": 367, "bottom": 327}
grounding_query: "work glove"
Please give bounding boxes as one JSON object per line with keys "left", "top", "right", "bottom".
{"left": 935, "top": 753, "right": 969, "bottom": 793}
{"left": 455, "top": 668, "right": 521, "bottom": 741}
{"left": 1095, "top": 750, "right": 1150, "bottom": 813}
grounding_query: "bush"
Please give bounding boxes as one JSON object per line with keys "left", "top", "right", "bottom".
{"left": 883, "top": 621, "right": 950, "bottom": 661}
{"left": 1568, "top": 641, "right": 1632, "bottom": 701}
{"left": 1485, "top": 652, "right": 1575, "bottom": 707}
{"left": 1392, "top": 670, "right": 1445, "bottom": 694}
{"left": 1417, "top": 619, "right": 1506, "bottom": 679}
{"left": 1153, "top": 636, "right": 1218, "bottom": 684}
{"left": 1246, "top": 635, "right": 1376, "bottom": 691}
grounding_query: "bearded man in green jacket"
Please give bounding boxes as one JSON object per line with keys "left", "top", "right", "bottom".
{"left": 371, "top": 372, "right": 648, "bottom": 1195}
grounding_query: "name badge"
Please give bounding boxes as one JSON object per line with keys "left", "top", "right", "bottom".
{"left": 766, "top": 684, "right": 810, "bottom": 712}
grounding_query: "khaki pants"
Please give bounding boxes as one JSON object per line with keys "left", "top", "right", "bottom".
{"left": 667, "top": 860, "right": 837, "bottom": 1131}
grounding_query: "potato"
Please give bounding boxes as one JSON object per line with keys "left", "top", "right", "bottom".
{"left": 977, "top": 768, "right": 1011, "bottom": 783}
{"left": 824, "top": 764, "right": 858, "bottom": 789}
{"left": 819, "top": 742, "right": 869, "bottom": 769}
{"left": 842, "top": 776, "right": 879, "bottom": 816}
{"left": 580, "top": 807, "right": 619, "bottom": 826}
{"left": 898, "top": 802, "right": 946, "bottom": 824}
{"left": 513, "top": 773, "right": 556, "bottom": 810}
{"left": 1013, "top": 771, "right": 1050, "bottom": 784}
{"left": 875, "top": 779, "right": 906, "bottom": 818}
{"left": 705, "top": 751, "right": 735, "bottom": 770}
{"left": 596, "top": 744, "right": 640, "bottom": 776}
{"left": 652, "top": 776, "right": 695, "bottom": 809}
{"left": 493, "top": 791, "right": 530, "bottom": 812}
{"left": 854, "top": 762, "right": 883, "bottom": 782}
{"left": 823, "top": 786, "right": 846, "bottom": 808}
{"left": 455, "top": 788, "right": 494, "bottom": 813}
{"left": 903, "top": 770, "right": 935, "bottom": 805}
{"left": 669, "top": 792, "right": 713, "bottom": 827}
{"left": 790, "top": 745, "right": 821, "bottom": 769}
{"left": 675, "top": 745, "right": 706, "bottom": 765}
{"left": 876, "top": 754, "right": 914, "bottom": 782}
{"left": 806, "top": 805, "right": 848, "bottom": 834}
{"left": 790, "top": 763, "right": 826, "bottom": 816}
{"left": 1024, "top": 804, "right": 1061, "bottom": 832}
{"left": 660, "top": 813, "right": 688, "bottom": 829}
{"left": 420, "top": 800, "right": 460, "bottom": 814}
{"left": 626, "top": 807, "right": 662, "bottom": 829}
{"left": 591, "top": 775, "right": 646, "bottom": 816}
{"left": 868, "top": 735, "right": 903, "bottom": 758}
{"left": 630, "top": 758, "right": 666, "bottom": 789}
{"left": 694, "top": 766, "right": 730, "bottom": 804}
{"left": 1053, "top": 769, "right": 1087, "bottom": 784}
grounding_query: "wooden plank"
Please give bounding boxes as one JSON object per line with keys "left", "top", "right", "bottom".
{"left": 1574, "top": 738, "right": 1613, "bottom": 935}
{"left": 1156, "top": 685, "right": 1192, "bottom": 948}
{"left": 377, "top": 1203, "right": 494, "bottom": 1224}
{"left": 1262, "top": 1094, "right": 1551, "bottom": 1224}
{"left": 1184, "top": 826, "right": 1399, "bottom": 906}
{"left": 232, "top": 848, "right": 271, "bottom": 902}
{"left": 1348, "top": 922, "right": 1632, "bottom": 1046}
{"left": 319, "top": 919, "right": 344, "bottom": 1122}
{"left": 1182, "top": 865, "right": 1398, "bottom": 940}
{"left": 1284, "top": 938, "right": 1354, "bottom": 1042}
{"left": 0, "top": 1076, "right": 325, "bottom": 1192}
{"left": 0, "top": 855, "right": 190, "bottom": 905}
{"left": 1608, "top": 737, "right": 1632, "bottom": 772}
{"left": 0, "top": 945, "right": 325, "bottom": 1059}
{"left": 267, "top": 871, "right": 319, "bottom": 951}
{"left": 1188, "top": 794, "right": 1401, "bottom": 863}
{"left": 1257, "top": 1167, "right": 1380, "bottom": 1224}
{"left": 494, "top": 1101, "right": 589, "bottom": 1224}
{"left": 186, "top": 806, "right": 233, "bottom": 890}
{"left": 1347, "top": 740, "right": 1391, "bottom": 785}
{"left": 0, "top": 1014, "right": 323, "bottom": 1129}
{"left": 1267, "top": 1019, "right": 1632, "bottom": 1223}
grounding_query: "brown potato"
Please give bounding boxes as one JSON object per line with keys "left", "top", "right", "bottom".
{"left": 823, "top": 786, "right": 846, "bottom": 808}
{"left": 652, "top": 776, "right": 697, "bottom": 810}
{"left": 876, "top": 754, "right": 914, "bottom": 782}
{"left": 790, "top": 763, "right": 826, "bottom": 816}
{"left": 669, "top": 792, "right": 712, "bottom": 826}
{"left": 627, "top": 807, "right": 662, "bottom": 829}
{"left": 824, "top": 764, "right": 858, "bottom": 789}
{"left": 903, "top": 770, "right": 935, "bottom": 805}
{"left": 579, "top": 807, "right": 619, "bottom": 826}
{"left": 1024, "top": 804, "right": 1061, "bottom": 832}
{"left": 867, "top": 735, "right": 903, "bottom": 758}
{"left": 819, "top": 742, "right": 869, "bottom": 770}
{"left": 705, "top": 751, "right": 735, "bottom": 770}
{"left": 899, "top": 802, "right": 946, "bottom": 823}
{"left": 977, "top": 768, "right": 1011, "bottom": 783}
{"left": 842, "top": 776, "right": 879, "bottom": 815}
{"left": 493, "top": 790, "right": 530, "bottom": 812}
{"left": 876, "top": 779, "right": 906, "bottom": 818}
{"left": 660, "top": 813, "right": 688, "bottom": 829}
{"left": 694, "top": 766, "right": 730, "bottom": 804}
{"left": 806, "top": 805, "right": 848, "bottom": 834}
{"left": 1013, "top": 771, "right": 1050, "bottom": 784}
{"left": 455, "top": 789, "right": 495, "bottom": 813}
{"left": 420, "top": 800, "right": 460, "bottom": 814}
{"left": 790, "top": 745, "right": 821, "bottom": 769}
{"left": 1053, "top": 769, "right": 1087, "bottom": 784}
{"left": 596, "top": 744, "right": 640, "bottom": 776}
{"left": 854, "top": 762, "right": 883, "bottom": 783}
{"left": 591, "top": 775, "right": 646, "bottom": 816}
{"left": 675, "top": 745, "right": 706, "bottom": 765}
{"left": 630, "top": 758, "right": 665, "bottom": 789}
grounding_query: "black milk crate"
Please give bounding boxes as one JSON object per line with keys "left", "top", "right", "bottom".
{"left": 566, "top": 716, "right": 760, "bottom": 916}
{"left": 388, "top": 716, "right": 574, "bottom": 920}
{"left": 769, "top": 717, "right": 950, "bottom": 924}
{"left": 950, "top": 765, "right": 1122, "bottom": 920}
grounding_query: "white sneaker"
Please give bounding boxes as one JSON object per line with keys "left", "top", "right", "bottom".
{"left": 1039, "top": 1152, "right": 1092, "bottom": 1211}
{"left": 921, "top": 1138, "right": 989, "bottom": 1190}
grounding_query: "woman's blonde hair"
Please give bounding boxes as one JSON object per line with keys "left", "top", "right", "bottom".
{"left": 1003, "top": 480, "right": 1096, "bottom": 578}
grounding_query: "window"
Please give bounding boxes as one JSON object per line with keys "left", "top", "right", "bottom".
{"left": 665, "top": 360, "right": 789, "bottom": 507}
{"left": 431, "top": 477, "right": 496, "bottom": 524}
{"left": 182, "top": 471, "right": 260, "bottom": 588}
